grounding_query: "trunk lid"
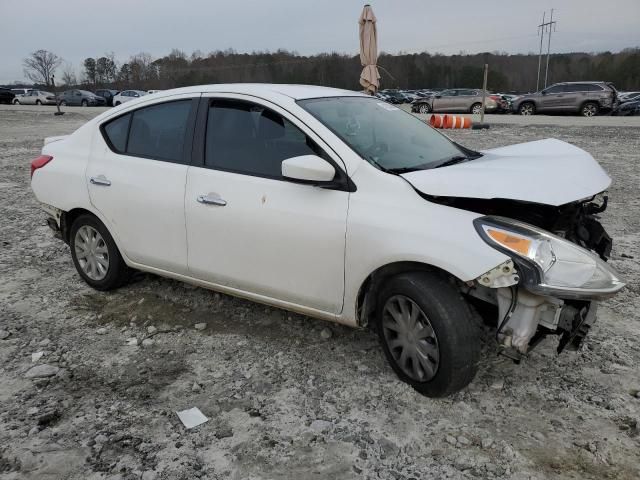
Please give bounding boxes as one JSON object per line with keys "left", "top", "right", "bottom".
{"left": 400, "top": 139, "right": 611, "bottom": 207}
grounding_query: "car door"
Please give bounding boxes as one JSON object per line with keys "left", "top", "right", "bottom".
{"left": 86, "top": 95, "right": 199, "bottom": 273}
{"left": 561, "top": 84, "right": 584, "bottom": 111}
{"left": 538, "top": 84, "right": 566, "bottom": 111}
{"left": 432, "top": 90, "right": 457, "bottom": 112}
{"left": 22, "top": 91, "right": 36, "bottom": 105}
{"left": 184, "top": 95, "right": 349, "bottom": 314}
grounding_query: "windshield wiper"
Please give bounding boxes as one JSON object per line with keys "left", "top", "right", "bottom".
{"left": 434, "top": 155, "right": 470, "bottom": 168}
{"left": 386, "top": 166, "right": 424, "bottom": 174}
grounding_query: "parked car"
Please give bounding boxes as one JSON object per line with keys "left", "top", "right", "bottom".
{"left": 411, "top": 89, "right": 498, "bottom": 114}
{"left": 617, "top": 91, "right": 640, "bottom": 102}
{"left": 511, "top": 82, "right": 617, "bottom": 117}
{"left": 11, "top": 88, "right": 33, "bottom": 104}
{"left": 0, "top": 88, "right": 15, "bottom": 104}
{"left": 147, "top": 90, "right": 163, "bottom": 94}
{"left": 29, "top": 84, "right": 625, "bottom": 397}
{"left": 112, "top": 90, "right": 147, "bottom": 106}
{"left": 14, "top": 90, "right": 57, "bottom": 105}
{"left": 95, "top": 89, "right": 120, "bottom": 107}
{"left": 612, "top": 99, "right": 640, "bottom": 116}
{"left": 59, "top": 90, "right": 107, "bottom": 107}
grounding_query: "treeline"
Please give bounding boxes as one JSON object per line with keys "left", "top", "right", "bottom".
{"left": 64, "top": 47, "right": 640, "bottom": 93}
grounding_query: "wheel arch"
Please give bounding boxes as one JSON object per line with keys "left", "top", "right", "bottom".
{"left": 355, "top": 261, "right": 463, "bottom": 328}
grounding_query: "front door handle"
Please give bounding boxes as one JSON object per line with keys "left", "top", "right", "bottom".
{"left": 90, "top": 175, "right": 111, "bottom": 186}
{"left": 197, "top": 193, "right": 227, "bottom": 207}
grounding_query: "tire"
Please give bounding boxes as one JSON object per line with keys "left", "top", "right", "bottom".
{"left": 418, "top": 103, "right": 431, "bottom": 114}
{"left": 114, "top": 101, "right": 121, "bottom": 106}
{"left": 35, "top": 100, "right": 42, "bottom": 105}
{"left": 375, "top": 271, "right": 480, "bottom": 397}
{"left": 60, "top": 100, "right": 67, "bottom": 106}
{"left": 470, "top": 102, "right": 483, "bottom": 114}
{"left": 581, "top": 102, "right": 599, "bottom": 117}
{"left": 81, "top": 99, "right": 88, "bottom": 107}
{"left": 70, "top": 214, "right": 129, "bottom": 291}
{"left": 518, "top": 102, "right": 535, "bottom": 115}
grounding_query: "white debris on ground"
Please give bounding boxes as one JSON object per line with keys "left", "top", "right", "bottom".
{"left": 0, "top": 107, "right": 639, "bottom": 479}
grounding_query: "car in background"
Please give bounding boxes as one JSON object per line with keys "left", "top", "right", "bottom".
{"left": 15, "top": 90, "right": 57, "bottom": 105}
{"left": 0, "top": 88, "right": 16, "bottom": 104}
{"left": 612, "top": 99, "right": 640, "bottom": 116}
{"left": 29, "top": 84, "right": 625, "bottom": 397}
{"left": 411, "top": 89, "right": 497, "bottom": 114}
{"left": 511, "top": 82, "right": 617, "bottom": 117}
{"left": 618, "top": 91, "right": 640, "bottom": 103}
{"left": 147, "top": 90, "right": 163, "bottom": 94}
{"left": 11, "top": 88, "right": 33, "bottom": 104}
{"left": 59, "top": 90, "right": 107, "bottom": 107}
{"left": 95, "top": 89, "right": 120, "bottom": 107}
{"left": 112, "top": 90, "right": 147, "bottom": 106}
{"left": 380, "top": 90, "right": 409, "bottom": 104}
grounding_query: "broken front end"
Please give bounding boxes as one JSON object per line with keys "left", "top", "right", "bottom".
{"left": 457, "top": 195, "right": 624, "bottom": 359}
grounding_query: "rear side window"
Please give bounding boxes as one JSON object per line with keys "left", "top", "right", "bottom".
{"left": 586, "top": 84, "right": 604, "bottom": 92}
{"left": 101, "top": 99, "right": 193, "bottom": 163}
{"left": 205, "top": 100, "right": 322, "bottom": 179}
{"left": 103, "top": 114, "right": 131, "bottom": 152}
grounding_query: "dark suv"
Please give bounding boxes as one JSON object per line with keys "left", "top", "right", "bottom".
{"left": 512, "top": 82, "right": 617, "bottom": 117}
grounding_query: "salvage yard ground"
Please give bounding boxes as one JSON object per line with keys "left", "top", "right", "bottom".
{"left": 1, "top": 105, "right": 639, "bottom": 479}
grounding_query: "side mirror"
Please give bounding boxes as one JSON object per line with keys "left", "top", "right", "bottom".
{"left": 282, "top": 155, "right": 335, "bottom": 184}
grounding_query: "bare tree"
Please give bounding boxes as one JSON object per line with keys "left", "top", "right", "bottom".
{"left": 60, "top": 62, "right": 78, "bottom": 86}
{"left": 23, "top": 50, "right": 62, "bottom": 86}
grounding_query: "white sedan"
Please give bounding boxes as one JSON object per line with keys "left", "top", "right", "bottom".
{"left": 112, "top": 90, "right": 147, "bottom": 106}
{"left": 30, "top": 84, "right": 624, "bottom": 396}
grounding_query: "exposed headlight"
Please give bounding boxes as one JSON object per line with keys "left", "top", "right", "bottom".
{"left": 474, "top": 216, "right": 625, "bottom": 299}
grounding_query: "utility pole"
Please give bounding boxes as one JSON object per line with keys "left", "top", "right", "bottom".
{"left": 544, "top": 9, "right": 557, "bottom": 88}
{"left": 536, "top": 11, "right": 545, "bottom": 92}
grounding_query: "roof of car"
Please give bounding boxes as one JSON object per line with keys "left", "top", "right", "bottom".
{"left": 152, "top": 83, "right": 366, "bottom": 100}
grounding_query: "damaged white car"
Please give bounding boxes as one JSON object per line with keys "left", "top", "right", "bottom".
{"left": 30, "top": 84, "right": 625, "bottom": 397}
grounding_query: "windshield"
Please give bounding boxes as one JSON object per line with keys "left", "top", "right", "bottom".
{"left": 298, "top": 96, "right": 468, "bottom": 172}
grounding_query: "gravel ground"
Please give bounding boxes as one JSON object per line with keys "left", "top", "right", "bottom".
{"left": 1, "top": 107, "right": 639, "bottom": 480}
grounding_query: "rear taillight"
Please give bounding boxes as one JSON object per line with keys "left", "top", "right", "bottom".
{"left": 30, "top": 155, "right": 53, "bottom": 178}
{"left": 489, "top": 95, "right": 500, "bottom": 101}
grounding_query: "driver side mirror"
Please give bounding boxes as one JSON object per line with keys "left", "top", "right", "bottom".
{"left": 282, "top": 155, "right": 335, "bottom": 184}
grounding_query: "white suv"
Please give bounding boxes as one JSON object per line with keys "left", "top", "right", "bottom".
{"left": 30, "top": 84, "right": 624, "bottom": 397}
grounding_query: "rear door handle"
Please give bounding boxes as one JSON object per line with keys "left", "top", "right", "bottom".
{"left": 197, "top": 193, "right": 227, "bottom": 207}
{"left": 90, "top": 175, "right": 111, "bottom": 186}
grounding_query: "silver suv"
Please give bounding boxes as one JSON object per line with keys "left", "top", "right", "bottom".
{"left": 411, "top": 89, "right": 498, "bottom": 114}
{"left": 512, "top": 82, "right": 617, "bottom": 117}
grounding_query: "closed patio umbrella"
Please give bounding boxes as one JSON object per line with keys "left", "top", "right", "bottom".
{"left": 359, "top": 4, "right": 380, "bottom": 94}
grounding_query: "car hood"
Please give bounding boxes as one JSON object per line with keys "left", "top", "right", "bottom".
{"left": 400, "top": 139, "right": 611, "bottom": 206}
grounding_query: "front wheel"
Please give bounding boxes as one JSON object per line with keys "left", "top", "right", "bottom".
{"left": 35, "top": 100, "right": 42, "bottom": 105}
{"left": 70, "top": 214, "right": 129, "bottom": 290}
{"left": 81, "top": 99, "right": 88, "bottom": 107}
{"left": 518, "top": 102, "right": 535, "bottom": 115}
{"left": 418, "top": 103, "right": 431, "bottom": 114}
{"left": 375, "top": 271, "right": 480, "bottom": 397}
{"left": 581, "top": 102, "right": 599, "bottom": 117}
{"left": 471, "top": 102, "right": 483, "bottom": 114}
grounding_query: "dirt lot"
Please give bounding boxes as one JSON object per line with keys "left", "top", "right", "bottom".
{"left": 1, "top": 105, "right": 639, "bottom": 480}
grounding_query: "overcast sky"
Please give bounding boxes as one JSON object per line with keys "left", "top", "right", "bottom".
{"left": 2, "top": 0, "right": 638, "bottom": 84}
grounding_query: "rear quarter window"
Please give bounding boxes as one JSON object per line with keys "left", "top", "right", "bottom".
{"left": 103, "top": 114, "right": 131, "bottom": 152}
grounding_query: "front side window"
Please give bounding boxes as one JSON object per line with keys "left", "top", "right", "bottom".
{"left": 205, "top": 100, "right": 321, "bottom": 179}
{"left": 101, "top": 100, "right": 192, "bottom": 163}
{"left": 299, "top": 97, "right": 467, "bottom": 172}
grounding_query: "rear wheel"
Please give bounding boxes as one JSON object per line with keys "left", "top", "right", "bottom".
{"left": 581, "top": 102, "right": 599, "bottom": 117}
{"left": 518, "top": 102, "right": 535, "bottom": 115}
{"left": 70, "top": 214, "right": 129, "bottom": 290}
{"left": 35, "top": 100, "right": 42, "bottom": 105}
{"left": 470, "top": 102, "right": 483, "bottom": 114}
{"left": 81, "top": 99, "right": 88, "bottom": 107}
{"left": 418, "top": 103, "right": 431, "bottom": 114}
{"left": 375, "top": 271, "right": 480, "bottom": 397}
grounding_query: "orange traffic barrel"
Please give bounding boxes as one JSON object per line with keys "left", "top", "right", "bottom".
{"left": 443, "top": 115, "right": 472, "bottom": 129}
{"left": 429, "top": 114, "right": 445, "bottom": 128}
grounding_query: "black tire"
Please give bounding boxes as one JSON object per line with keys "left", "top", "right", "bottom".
{"left": 114, "top": 101, "right": 121, "bottom": 106}
{"left": 35, "top": 100, "right": 42, "bottom": 105}
{"left": 81, "top": 99, "right": 88, "bottom": 107}
{"left": 581, "top": 102, "right": 599, "bottom": 117}
{"left": 375, "top": 271, "right": 480, "bottom": 397}
{"left": 70, "top": 214, "right": 129, "bottom": 291}
{"left": 518, "top": 102, "right": 535, "bottom": 115}
{"left": 470, "top": 102, "right": 483, "bottom": 114}
{"left": 418, "top": 103, "right": 431, "bottom": 114}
